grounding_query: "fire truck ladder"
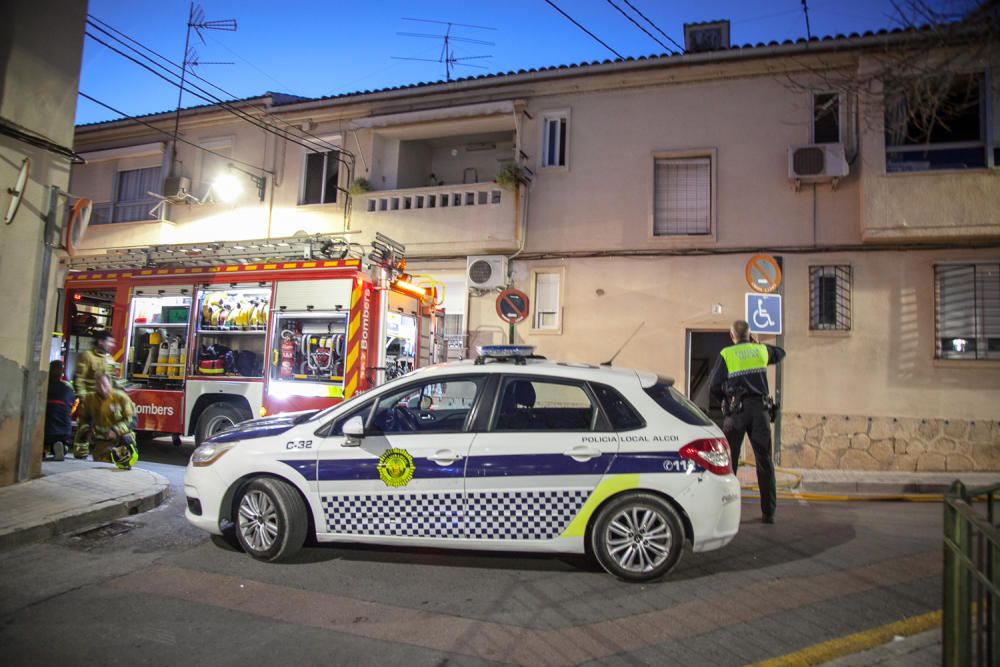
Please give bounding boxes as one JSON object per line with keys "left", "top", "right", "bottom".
{"left": 63, "top": 233, "right": 361, "bottom": 271}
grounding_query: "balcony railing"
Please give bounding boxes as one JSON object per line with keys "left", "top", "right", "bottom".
{"left": 358, "top": 182, "right": 505, "bottom": 214}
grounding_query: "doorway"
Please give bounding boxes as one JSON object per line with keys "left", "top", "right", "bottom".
{"left": 687, "top": 330, "right": 730, "bottom": 426}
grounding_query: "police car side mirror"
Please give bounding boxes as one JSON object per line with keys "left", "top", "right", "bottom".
{"left": 342, "top": 416, "right": 365, "bottom": 447}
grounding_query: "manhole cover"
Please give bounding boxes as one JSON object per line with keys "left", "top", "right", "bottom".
{"left": 73, "top": 521, "right": 137, "bottom": 542}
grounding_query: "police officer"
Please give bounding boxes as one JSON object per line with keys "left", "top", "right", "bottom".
{"left": 709, "top": 320, "right": 786, "bottom": 524}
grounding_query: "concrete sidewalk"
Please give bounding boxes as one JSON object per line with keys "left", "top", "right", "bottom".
{"left": 0, "top": 460, "right": 169, "bottom": 551}
{"left": 739, "top": 465, "right": 1000, "bottom": 495}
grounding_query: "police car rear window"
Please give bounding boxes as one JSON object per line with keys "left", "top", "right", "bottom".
{"left": 590, "top": 383, "right": 645, "bottom": 431}
{"left": 644, "top": 381, "right": 713, "bottom": 426}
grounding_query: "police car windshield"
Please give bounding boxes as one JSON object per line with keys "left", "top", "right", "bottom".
{"left": 644, "top": 378, "right": 714, "bottom": 426}
{"left": 305, "top": 372, "right": 409, "bottom": 422}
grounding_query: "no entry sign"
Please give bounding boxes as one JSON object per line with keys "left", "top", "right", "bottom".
{"left": 496, "top": 288, "right": 530, "bottom": 325}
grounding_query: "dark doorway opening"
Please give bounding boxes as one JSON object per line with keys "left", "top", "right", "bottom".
{"left": 687, "top": 331, "right": 730, "bottom": 426}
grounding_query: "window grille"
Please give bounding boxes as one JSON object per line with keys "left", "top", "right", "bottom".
{"left": 809, "top": 265, "right": 852, "bottom": 330}
{"left": 936, "top": 263, "right": 1000, "bottom": 360}
{"left": 653, "top": 157, "right": 711, "bottom": 235}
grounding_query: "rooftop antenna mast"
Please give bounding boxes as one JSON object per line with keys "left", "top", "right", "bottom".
{"left": 601, "top": 321, "right": 645, "bottom": 366}
{"left": 171, "top": 2, "right": 237, "bottom": 174}
{"left": 394, "top": 18, "right": 495, "bottom": 82}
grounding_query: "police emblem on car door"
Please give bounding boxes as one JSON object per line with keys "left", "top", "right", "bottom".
{"left": 315, "top": 376, "right": 486, "bottom": 539}
{"left": 464, "top": 377, "right": 619, "bottom": 541}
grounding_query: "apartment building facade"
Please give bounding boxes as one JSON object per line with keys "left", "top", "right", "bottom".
{"left": 69, "top": 25, "right": 1000, "bottom": 472}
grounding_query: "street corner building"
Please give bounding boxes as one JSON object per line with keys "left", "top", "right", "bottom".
{"left": 45, "top": 13, "right": 1000, "bottom": 477}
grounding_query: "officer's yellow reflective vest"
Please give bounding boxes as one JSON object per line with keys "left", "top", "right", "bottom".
{"left": 720, "top": 342, "right": 769, "bottom": 377}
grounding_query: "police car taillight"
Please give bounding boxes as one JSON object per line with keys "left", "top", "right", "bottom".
{"left": 679, "top": 438, "right": 731, "bottom": 476}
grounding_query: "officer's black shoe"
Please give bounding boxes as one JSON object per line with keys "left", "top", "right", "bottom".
{"left": 762, "top": 514, "right": 775, "bottom": 524}
{"left": 53, "top": 442, "right": 65, "bottom": 462}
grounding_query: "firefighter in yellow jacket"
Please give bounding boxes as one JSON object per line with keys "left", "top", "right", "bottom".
{"left": 73, "top": 373, "right": 139, "bottom": 470}
{"left": 73, "top": 330, "right": 120, "bottom": 400}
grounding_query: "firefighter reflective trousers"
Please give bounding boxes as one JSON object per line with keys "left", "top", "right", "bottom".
{"left": 722, "top": 396, "right": 776, "bottom": 518}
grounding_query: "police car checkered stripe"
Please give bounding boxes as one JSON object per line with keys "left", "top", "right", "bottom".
{"left": 321, "top": 489, "right": 589, "bottom": 540}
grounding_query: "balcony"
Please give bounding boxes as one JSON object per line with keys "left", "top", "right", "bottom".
{"left": 350, "top": 182, "right": 519, "bottom": 257}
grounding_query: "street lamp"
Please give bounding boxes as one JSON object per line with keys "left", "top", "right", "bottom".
{"left": 212, "top": 163, "right": 267, "bottom": 203}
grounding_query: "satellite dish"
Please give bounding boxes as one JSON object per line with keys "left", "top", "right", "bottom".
{"left": 3, "top": 157, "right": 30, "bottom": 225}
{"left": 64, "top": 198, "right": 94, "bottom": 257}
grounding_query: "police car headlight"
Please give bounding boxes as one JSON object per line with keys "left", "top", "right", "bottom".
{"left": 191, "top": 442, "right": 237, "bottom": 467}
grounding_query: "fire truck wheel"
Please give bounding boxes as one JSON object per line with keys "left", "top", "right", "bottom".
{"left": 195, "top": 402, "right": 251, "bottom": 445}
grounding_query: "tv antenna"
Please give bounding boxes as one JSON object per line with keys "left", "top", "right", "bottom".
{"left": 393, "top": 18, "right": 495, "bottom": 82}
{"left": 172, "top": 2, "right": 237, "bottom": 171}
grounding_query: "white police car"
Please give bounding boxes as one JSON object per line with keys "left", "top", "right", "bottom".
{"left": 185, "top": 346, "right": 739, "bottom": 582}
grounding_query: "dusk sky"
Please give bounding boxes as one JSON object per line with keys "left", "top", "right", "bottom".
{"left": 76, "top": 0, "right": 957, "bottom": 125}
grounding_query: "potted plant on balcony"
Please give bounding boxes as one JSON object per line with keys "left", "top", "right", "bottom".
{"left": 495, "top": 163, "right": 526, "bottom": 191}
{"left": 349, "top": 177, "right": 373, "bottom": 195}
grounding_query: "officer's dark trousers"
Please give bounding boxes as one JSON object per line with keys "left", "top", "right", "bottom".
{"left": 723, "top": 396, "right": 776, "bottom": 518}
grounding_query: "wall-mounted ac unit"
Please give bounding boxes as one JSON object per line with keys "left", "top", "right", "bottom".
{"left": 466, "top": 255, "right": 508, "bottom": 290}
{"left": 788, "top": 144, "right": 849, "bottom": 184}
{"left": 161, "top": 176, "right": 192, "bottom": 201}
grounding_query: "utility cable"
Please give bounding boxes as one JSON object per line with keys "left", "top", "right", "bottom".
{"left": 77, "top": 91, "right": 272, "bottom": 173}
{"left": 86, "top": 15, "right": 342, "bottom": 158}
{"left": 84, "top": 31, "right": 325, "bottom": 157}
{"left": 620, "top": 0, "right": 685, "bottom": 53}
{"left": 0, "top": 118, "right": 84, "bottom": 162}
{"left": 542, "top": 0, "right": 624, "bottom": 59}
{"left": 605, "top": 0, "right": 675, "bottom": 54}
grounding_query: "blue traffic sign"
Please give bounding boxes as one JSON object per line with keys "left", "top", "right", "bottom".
{"left": 745, "top": 293, "right": 782, "bottom": 335}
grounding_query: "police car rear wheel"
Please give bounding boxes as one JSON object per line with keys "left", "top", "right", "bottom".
{"left": 591, "top": 493, "right": 684, "bottom": 582}
{"left": 234, "top": 478, "right": 308, "bottom": 562}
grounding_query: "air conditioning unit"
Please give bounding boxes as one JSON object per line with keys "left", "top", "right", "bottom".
{"left": 466, "top": 255, "right": 508, "bottom": 290}
{"left": 161, "top": 176, "right": 192, "bottom": 201}
{"left": 788, "top": 144, "right": 849, "bottom": 185}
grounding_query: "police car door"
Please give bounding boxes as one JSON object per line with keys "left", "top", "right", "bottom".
{"left": 464, "top": 375, "right": 619, "bottom": 548}
{"left": 313, "top": 375, "right": 487, "bottom": 542}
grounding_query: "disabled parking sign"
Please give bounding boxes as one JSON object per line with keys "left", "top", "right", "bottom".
{"left": 745, "top": 293, "right": 782, "bottom": 335}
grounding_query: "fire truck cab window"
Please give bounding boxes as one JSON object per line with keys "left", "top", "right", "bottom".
{"left": 270, "top": 312, "right": 348, "bottom": 384}
{"left": 385, "top": 311, "right": 417, "bottom": 379}
{"left": 127, "top": 289, "right": 191, "bottom": 386}
{"left": 194, "top": 286, "right": 269, "bottom": 378}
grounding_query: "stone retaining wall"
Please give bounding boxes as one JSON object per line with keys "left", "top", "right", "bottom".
{"left": 774, "top": 414, "right": 1000, "bottom": 472}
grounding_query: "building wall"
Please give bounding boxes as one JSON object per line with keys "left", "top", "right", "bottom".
{"left": 68, "top": 40, "right": 1000, "bottom": 470}
{"left": 0, "top": 0, "right": 87, "bottom": 484}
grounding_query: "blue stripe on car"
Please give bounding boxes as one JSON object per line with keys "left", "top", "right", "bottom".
{"left": 283, "top": 450, "right": 698, "bottom": 481}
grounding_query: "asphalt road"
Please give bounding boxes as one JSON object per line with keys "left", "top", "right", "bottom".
{"left": 0, "top": 439, "right": 944, "bottom": 666}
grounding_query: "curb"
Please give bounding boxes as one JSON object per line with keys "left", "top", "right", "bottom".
{"left": 0, "top": 470, "right": 170, "bottom": 551}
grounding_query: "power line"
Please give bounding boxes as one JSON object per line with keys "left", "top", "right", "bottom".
{"left": 620, "top": 0, "right": 685, "bottom": 53}
{"left": 86, "top": 15, "right": 342, "bottom": 156}
{"left": 83, "top": 29, "right": 330, "bottom": 157}
{"left": 77, "top": 91, "right": 270, "bottom": 173}
{"left": 542, "top": 0, "right": 624, "bottom": 59}
{"left": 605, "top": 0, "right": 675, "bottom": 54}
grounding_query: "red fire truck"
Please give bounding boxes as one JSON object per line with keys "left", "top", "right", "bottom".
{"left": 61, "top": 234, "right": 444, "bottom": 444}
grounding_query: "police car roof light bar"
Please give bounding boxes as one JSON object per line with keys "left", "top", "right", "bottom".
{"left": 475, "top": 345, "right": 544, "bottom": 365}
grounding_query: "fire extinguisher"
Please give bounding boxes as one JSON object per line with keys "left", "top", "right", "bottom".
{"left": 279, "top": 329, "right": 297, "bottom": 379}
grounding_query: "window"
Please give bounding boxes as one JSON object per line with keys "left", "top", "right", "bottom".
{"left": 885, "top": 73, "right": 989, "bottom": 172}
{"left": 494, "top": 379, "right": 596, "bottom": 431}
{"left": 541, "top": 112, "right": 568, "bottom": 168}
{"left": 532, "top": 269, "right": 562, "bottom": 331}
{"left": 300, "top": 150, "right": 341, "bottom": 205}
{"left": 809, "top": 266, "right": 852, "bottom": 331}
{"left": 653, "top": 156, "right": 711, "bottom": 235}
{"left": 111, "top": 166, "right": 160, "bottom": 223}
{"left": 813, "top": 93, "right": 840, "bottom": 144}
{"left": 369, "top": 377, "right": 484, "bottom": 434}
{"left": 644, "top": 379, "right": 714, "bottom": 426}
{"left": 591, "top": 383, "right": 645, "bottom": 431}
{"left": 936, "top": 263, "right": 1000, "bottom": 360}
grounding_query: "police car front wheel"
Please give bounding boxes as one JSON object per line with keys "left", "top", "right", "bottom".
{"left": 234, "top": 478, "right": 308, "bottom": 562}
{"left": 591, "top": 493, "right": 684, "bottom": 582}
